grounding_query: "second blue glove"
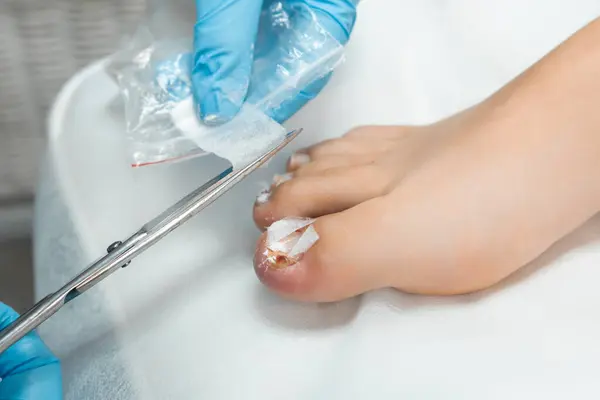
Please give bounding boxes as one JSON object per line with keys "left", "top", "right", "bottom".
{"left": 0, "top": 302, "right": 62, "bottom": 399}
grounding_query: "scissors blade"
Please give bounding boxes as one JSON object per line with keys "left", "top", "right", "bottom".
{"left": 0, "top": 128, "right": 301, "bottom": 354}
{"left": 143, "top": 128, "right": 302, "bottom": 234}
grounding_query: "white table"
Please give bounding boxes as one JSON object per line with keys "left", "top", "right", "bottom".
{"left": 35, "top": 1, "right": 600, "bottom": 398}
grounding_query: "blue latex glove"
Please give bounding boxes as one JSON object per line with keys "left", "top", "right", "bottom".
{"left": 192, "top": 0, "right": 358, "bottom": 125}
{"left": 0, "top": 303, "right": 62, "bottom": 399}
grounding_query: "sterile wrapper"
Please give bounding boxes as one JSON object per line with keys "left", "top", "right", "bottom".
{"left": 106, "top": 1, "right": 344, "bottom": 167}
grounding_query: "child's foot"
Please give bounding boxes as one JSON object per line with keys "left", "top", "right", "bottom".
{"left": 253, "top": 105, "right": 600, "bottom": 302}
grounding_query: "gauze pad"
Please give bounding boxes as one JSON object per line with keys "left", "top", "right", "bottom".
{"left": 170, "top": 99, "right": 286, "bottom": 168}
{"left": 264, "top": 218, "right": 320, "bottom": 269}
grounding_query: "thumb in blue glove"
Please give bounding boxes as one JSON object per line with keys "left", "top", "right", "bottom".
{"left": 192, "top": 0, "right": 358, "bottom": 125}
{"left": 192, "top": 0, "right": 264, "bottom": 125}
{"left": 0, "top": 303, "right": 62, "bottom": 400}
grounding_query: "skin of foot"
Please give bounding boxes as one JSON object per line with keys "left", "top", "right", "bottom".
{"left": 253, "top": 17, "right": 600, "bottom": 302}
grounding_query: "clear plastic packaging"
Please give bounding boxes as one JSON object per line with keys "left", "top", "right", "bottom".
{"left": 106, "top": 1, "right": 344, "bottom": 167}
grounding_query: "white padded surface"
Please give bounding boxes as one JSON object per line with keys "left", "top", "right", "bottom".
{"left": 36, "top": 0, "right": 600, "bottom": 399}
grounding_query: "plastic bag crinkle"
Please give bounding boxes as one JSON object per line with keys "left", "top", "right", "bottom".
{"left": 106, "top": 1, "right": 345, "bottom": 168}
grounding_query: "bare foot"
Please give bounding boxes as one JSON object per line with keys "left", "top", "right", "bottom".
{"left": 251, "top": 17, "right": 600, "bottom": 302}
{"left": 251, "top": 95, "right": 600, "bottom": 302}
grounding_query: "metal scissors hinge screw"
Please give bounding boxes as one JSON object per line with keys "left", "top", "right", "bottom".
{"left": 107, "top": 241, "right": 131, "bottom": 268}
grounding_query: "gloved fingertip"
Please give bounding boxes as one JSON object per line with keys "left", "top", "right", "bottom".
{"left": 266, "top": 75, "right": 333, "bottom": 123}
{"left": 197, "top": 91, "right": 242, "bottom": 126}
{"left": 0, "top": 305, "right": 19, "bottom": 327}
{"left": 267, "top": 106, "right": 289, "bottom": 125}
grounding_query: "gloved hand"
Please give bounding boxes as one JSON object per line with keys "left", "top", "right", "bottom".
{"left": 192, "top": 0, "right": 358, "bottom": 125}
{"left": 0, "top": 302, "right": 62, "bottom": 399}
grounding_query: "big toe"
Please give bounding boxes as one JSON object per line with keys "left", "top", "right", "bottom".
{"left": 253, "top": 199, "right": 392, "bottom": 302}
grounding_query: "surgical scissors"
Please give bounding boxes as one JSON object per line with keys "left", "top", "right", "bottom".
{"left": 0, "top": 129, "right": 301, "bottom": 354}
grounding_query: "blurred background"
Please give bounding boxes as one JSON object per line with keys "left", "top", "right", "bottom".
{"left": 0, "top": 0, "right": 146, "bottom": 312}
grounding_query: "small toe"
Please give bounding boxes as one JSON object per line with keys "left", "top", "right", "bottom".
{"left": 290, "top": 155, "right": 376, "bottom": 177}
{"left": 253, "top": 165, "right": 391, "bottom": 229}
{"left": 296, "top": 133, "right": 395, "bottom": 161}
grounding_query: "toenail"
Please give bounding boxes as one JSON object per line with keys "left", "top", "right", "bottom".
{"left": 272, "top": 173, "right": 293, "bottom": 187}
{"left": 254, "top": 174, "right": 293, "bottom": 207}
{"left": 263, "top": 218, "right": 319, "bottom": 269}
{"left": 255, "top": 188, "right": 271, "bottom": 205}
{"left": 289, "top": 153, "right": 310, "bottom": 169}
